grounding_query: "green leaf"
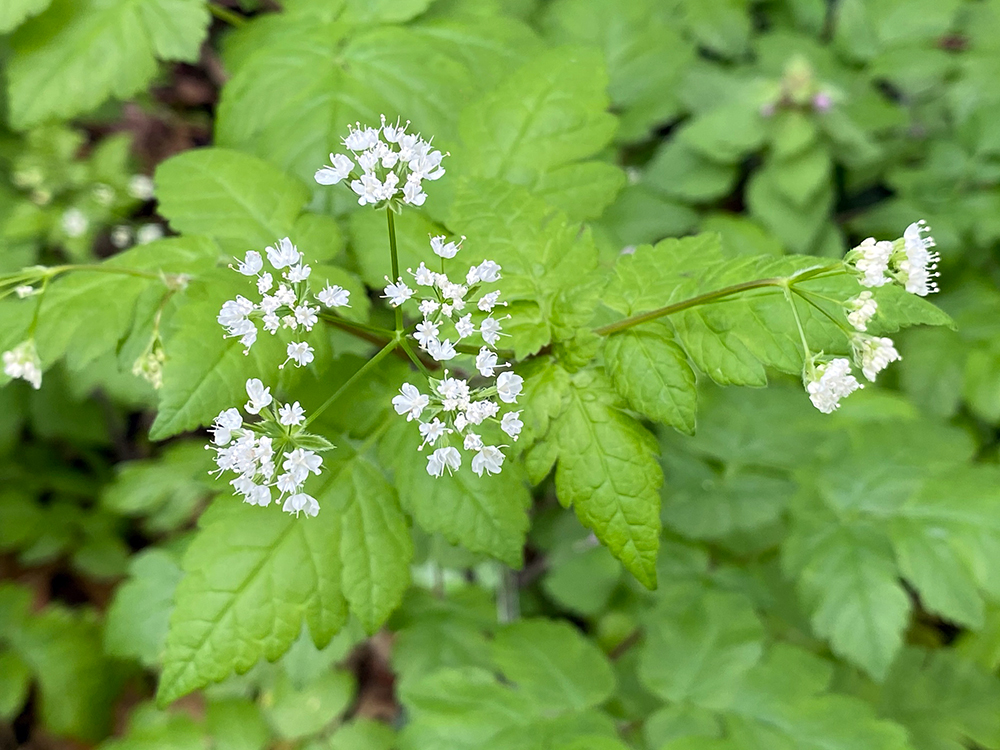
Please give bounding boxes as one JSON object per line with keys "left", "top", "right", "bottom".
{"left": 450, "top": 179, "right": 600, "bottom": 358}
{"left": 381, "top": 421, "right": 530, "bottom": 567}
{"left": 329, "top": 718, "right": 397, "bottom": 750}
{"left": 644, "top": 141, "right": 738, "bottom": 204}
{"left": 157, "top": 495, "right": 348, "bottom": 705}
{"left": 456, "top": 46, "right": 623, "bottom": 219}
{"left": 0, "top": 649, "right": 31, "bottom": 719}
{"left": 206, "top": 698, "right": 270, "bottom": 750}
{"left": 682, "top": 0, "right": 751, "bottom": 57}
{"left": 349, "top": 206, "right": 445, "bottom": 289}
{"left": 551, "top": 368, "right": 662, "bottom": 589}
{"left": 639, "top": 590, "right": 764, "bottom": 706}
{"left": 104, "top": 548, "right": 183, "bottom": 668}
{"left": 679, "top": 102, "right": 766, "bottom": 164}
{"left": 150, "top": 272, "right": 288, "bottom": 440}
{"left": 0, "top": 0, "right": 50, "bottom": 33}
{"left": 490, "top": 620, "right": 616, "bottom": 712}
{"left": 325, "top": 452, "right": 413, "bottom": 634}
{"left": 155, "top": 148, "right": 310, "bottom": 253}
{"left": 7, "top": 0, "right": 209, "bottom": 129}
{"left": 265, "top": 669, "right": 355, "bottom": 739}
{"left": 604, "top": 323, "right": 697, "bottom": 434}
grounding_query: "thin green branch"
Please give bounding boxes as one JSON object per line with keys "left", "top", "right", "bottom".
{"left": 305, "top": 341, "right": 398, "bottom": 427}
{"left": 207, "top": 2, "right": 247, "bottom": 26}
{"left": 783, "top": 282, "right": 812, "bottom": 365}
{"left": 387, "top": 208, "right": 403, "bottom": 332}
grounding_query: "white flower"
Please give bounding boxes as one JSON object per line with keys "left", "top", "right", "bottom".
{"left": 218, "top": 295, "right": 255, "bottom": 328}
{"left": 14, "top": 285, "right": 33, "bottom": 298}
{"left": 438, "top": 377, "right": 471, "bottom": 411}
{"left": 274, "top": 284, "right": 297, "bottom": 307}
{"left": 294, "top": 304, "right": 318, "bottom": 330}
{"left": 463, "top": 432, "right": 484, "bottom": 451}
{"left": 276, "top": 472, "right": 301, "bottom": 494}
{"left": 237, "top": 251, "right": 263, "bottom": 276}
{"left": 430, "top": 235, "right": 462, "bottom": 259}
{"left": 471, "top": 446, "right": 505, "bottom": 477}
{"left": 383, "top": 279, "right": 414, "bottom": 307}
{"left": 403, "top": 176, "right": 426, "bottom": 206}
{"left": 211, "top": 408, "right": 243, "bottom": 445}
{"left": 478, "top": 291, "right": 502, "bottom": 312}
{"left": 854, "top": 335, "right": 901, "bottom": 382}
{"left": 286, "top": 264, "right": 312, "bottom": 283}
{"left": 246, "top": 484, "right": 273, "bottom": 507}
{"left": 381, "top": 115, "right": 408, "bottom": 143}
{"left": 283, "top": 448, "right": 323, "bottom": 483}
{"left": 343, "top": 123, "right": 380, "bottom": 151}
{"left": 500, "top": 411, "right": 522, "bottom": 440}
{"left": 283, "top": 492, "right": 320, "bottom": 517}
{"left": 480, "top": 317, "right": 503, "bottom": 346}
{"left": 469, "top": 260, "right": 501, "bottom": 284}
{"left": 806, "top": 358, "right": 862, "bottom": 414}
{"left": 476, "top": 347, "right": 499, "bottom": 377}
{"left": 278, "top": 401, "right": 305, "bottom": 426}
{"left": 257, "top": 273, "right": 274, "bottom": 295}
{"left": 267, "top": 237, "right": 300, "bottom": 269}
{"left": 419, "top": 299, "right": 440, "bottom": 317}
{"left": 3, "top": 340, "right": 42, "bottom": 389}
{"left": 229, "top": 318, "right": 257, "bottom": 351}
{"left": 127, "top": 174, "right": 155, "bottom": 200}
{"left": 284, "top": 341, "right": 315, "bottom": 368}
{"left": 846, "top": 291, "right": 877, "bottom": 332}
{"left": 412, "top": 262, "right": 436, "bottom": 286}
{"left": 409, "top": 149, "right": 446, "bottom": 181}
{"left": 245, "top": 378, "right": 273, "bottom": 414}
{"left": 851, "top": 238, "right": 892, "bottom": 288}
{"left": 414, "top": 320, "right": 440, "bottom": 348}
{"left": 455, "top": 314, "right": 474, "bottom": 339}
{"left": 419, "top": 418, "right": 448, "bottom": 447}
{"left": 393, "top": 383, "right": 429, "bottom": 421}
{"left": 315, "top": 153, "right": 355, "bottom": 185}
{"left": 427, "top": 338, "right": 457, "bottom": 362}
{"left": 110, "top": 225, "right": 132, "bottom": 248}
{"left": 427, "top": 447, "right": 461, "bottom": 477}
{"left": 496, "top": 372, "right": 523, "bottom": 404}
{"left": 62, "top": 208, "right": 89, "bottom": 238}
{"left": 897, "top": 220, "right": 939, "bottom": 296}
{"left": 351, "top": 172, "right": 385, "bottom": 205}
{"left": 317, "top": 284, "right": 350, "bottom": 307}
{"left": 465, "top": 399, "right": 499, "bottom": 425}
{"left": 137, "top": 223, "right": 164, "bottom": 244}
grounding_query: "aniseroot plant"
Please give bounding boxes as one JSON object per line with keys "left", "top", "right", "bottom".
{"left": 0, "top": 116, "right": 951, "bottom": 700}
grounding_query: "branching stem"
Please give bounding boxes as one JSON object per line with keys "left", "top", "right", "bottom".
{"left": 305, "top": 341, "right": 398, "bottom": 427}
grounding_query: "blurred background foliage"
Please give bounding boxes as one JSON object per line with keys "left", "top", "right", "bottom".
{"left": 2, "top": 0, "right": 1000, "bottom": 749}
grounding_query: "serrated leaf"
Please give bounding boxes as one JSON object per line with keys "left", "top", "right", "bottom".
{"left": 455, "top": 46, "right": 623, "bottom": 219}
{"left": 326, "top": 453, "right": 413, "bottom": 633}
{"left": 7, "top": 0, "right": 209, "bottom": 129}
{"left": 157, "top": 496, "right": 348, "bottom": 705}
{"left": 380, "top": 421, "right": 530, "bottom": 567}
{"left": 604, "top": 324, "right": 697, "bottom": 433}
{"left": 551, "top": 368, "right": 662, "bottom": 589}
{"left": 490, "top": 620, "right": 616, "bottom": 712}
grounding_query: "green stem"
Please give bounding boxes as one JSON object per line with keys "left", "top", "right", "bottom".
{"left": 319, "top": 312, "right": 395, "bottom": 339}
{"left": 387, "top": 208, "right": 403, "bottom": 332}
{"left": 593, "top": 278, "right": 786, "bottom": 336}
{"left": 783, "top": 282, "right": 812, "bottom": 366}
{"left": 793, "top": 288, "right": 853, "bottom": 335}
{"left": 27, "top": 275, "right": 50, "bottom": 337}
{"left": 399, "top": 337, "right": 433, "bottom": 378}
{"left": 496, "top": 564, "right": 520, "bottom": 624}
{"left": 207, "top": 2, "right": 246, "bottom": 26}
{"left": 305, "top": 341, "right": 398, "bottom": 427}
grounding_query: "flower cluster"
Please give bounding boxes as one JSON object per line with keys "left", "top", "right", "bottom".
{"left": 2, "top": 340, "right": 42, "bottom": 389}
{"left": 386, "top": 235, "right": 521, "bottom": 477}
{"left": 217, "top": 237, "right": 350, "bottom": 368}
{"left": 208, "top": 379, "right": 332, "bottom": 517}
{"left": 314, "top": 115, "right": 445, "bottom": 209}
{"left": 846, "top": 220, "right": 939, "bottom": 297}
{"left": 805, "top": 357, "right": 862, "bottom": 414}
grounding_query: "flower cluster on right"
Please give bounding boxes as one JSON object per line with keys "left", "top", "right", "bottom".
{"left": 804, "top": 221, "right": 938, "bottom": 413}
{"left": 389, "top": 235, "right": 523, "bottom": 478}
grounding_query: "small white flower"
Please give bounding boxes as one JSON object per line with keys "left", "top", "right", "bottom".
{"left": 267, "top": 237, "right": 300, "bottom": 269}
{"left": 263, "top": 313, "right": 280, "bottom": 332}
{"left": 317, "top": 284, "right": 350, "bottom": 307}
{"left": 110, "top": 225, "right": 132, "bottom": 248}
{"left": 414, "top": 320, "right": 440, "bottom": 348}
{"left": 286, "top": 264, "right": 312, "bottom": 282}
{"left": 237, "top": 251, "right": 263, "bottom": 276}
{"left": 383, "top": 279, "right": 414, "bottom": 307}
{"left": 92, "top": 183, "right": 116, "bottom": 206}
{"left": 476, "top": 347, "right": 499, "bottom": 377}
{"left": 854, "top": 335, "right": 901, "bottom": 382}
{"left": 257, "top": 273, "right": 274, "bottom": 295}
{"left": 284, "top": 341, "right": 315, "bottom": 368}
{"left": 294, "top": 304, "right": 318, "bottom": 330}
{"left": 315, "top": 153, "right": 355, "bottom": 185}
{"left": 127, "top": 174, "right": 155, "bottom": 200}
{"left": 500, "top": 411, "right": 522, "bottom": 440}
{"left": 496, "top": 372, "right": 523, "bottom": 404}
{"left": 62, "top": 208, "right": 88, "bottom": 238}
{"left": 218, "top": 295, "right": 255, "bottom": 328}
{"left": 851, "top": 238, "right": 892, "bottom": 288}
{"left": 419, "top": 299, "right": 440, "bottom": 317}
{"left": 278, "top": 401, "right": 305, "bottom": 426}
{"left": 419, "top": 418, "right": 448, "bottom": 447}
{"left": 393, "top": 383, "right": 429, "bottom": 421}
{"left": 455, "top": 314, "right": 475, "bottom": 339}
{"left": 14, "top": 285, "right": 34, "bottom": 299}
{"left": 276, "top": 472, "right": 301, "bottom": 494}
{"left": 274, "top": 284, "right": 297, "bottom": 307}
{"left": 283, "top": 492, "right": 320, "bottom": 517}
{"left": 478, "top": 291, "right": 502, "bottom": 312}
{"left": 2, "top": 340, "right": 42, "bottom": 389}
{"left": 245, "top": 378, "right": 273, "bottom": 414}
{"left": 246, "top": 484, "right": 273, "bottom": 507}
{"left": 471, "top": 446, "right": 505, "bottom": 477}
{"left": 427, "top": 338, "right": 457, "bottom": 361}
{"left": 480, "top": 317, "right": 503, "bottom": 346}
{"left": 427, "top": 446, "right": 461, "bottom": 477}
{"left": 469, "top": 260, "right": 501, "bottom": 284}
{"left": 896, "top": 220, "right": 939, "bottom": 296}
{"left": 464, "top": 432, "right": 484, "bottom": 451}
{"left": 403, "top": 176, "right": 427, "bottom": 206}
{"left": 343, "top": 123, "right": 379, "bottom": 151}
{"left": 283, "top": 448, "right": 323, "bottom": 483}
{"left": 430, "top": 235, "right": 462, "bottom": 259}
{"left": 351, "top": 172, "right": 383, "bottom": 205}
{"left": 438, "top": 377, "right": 471, "bottom": 411}
{"left": 806, "top": 358, "right": 862, "bottom": 414}
{"left": 211, "top": 408, "right": 243, "bottom": 445}
{"left": 846, "top": 291, "right": 877, "bottom": 332}
{"left": 412, "top": 262, "right": 436, "bottom": 286}
{"left": 137, "top": 223, "right": 163, "bottom": 245}
{"left": 465, "top": 399, "right": 498, "bottom": 425}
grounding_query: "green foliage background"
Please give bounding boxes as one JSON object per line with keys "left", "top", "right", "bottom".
{"left": 1, "top": 0, "right": 1000, "bottom": 749}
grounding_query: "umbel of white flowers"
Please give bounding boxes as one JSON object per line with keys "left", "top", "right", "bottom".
{"left": 314, "top": 115, "right": 445, "bottom": 208}
{"left": 218, "top": 237, "right": 351, "bottom": 368}
{"left": 390, "top": 235, "right": 523, "bottom": 478}
{"left": 2, "top": 340, "right": 42, "bottom": 389}
{"left": 804, "top": 221, "right": 935, "bottom": 413}
{"left": 208, "top": 379, "right": 332, "bottom": 516}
